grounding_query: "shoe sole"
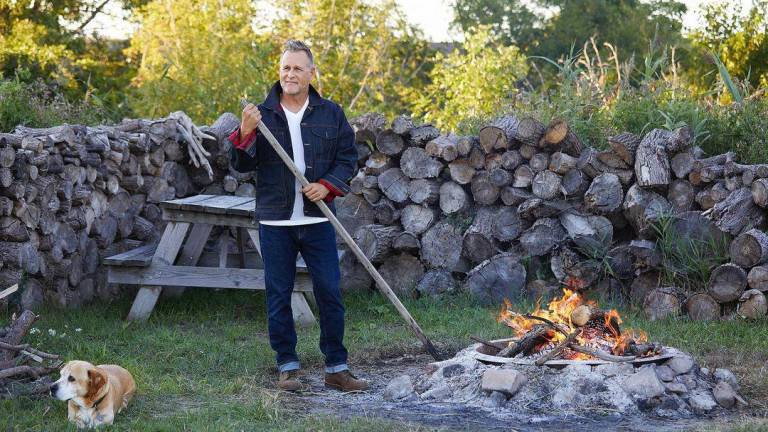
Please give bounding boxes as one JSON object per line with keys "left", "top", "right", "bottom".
{"left": 325, "top": 382, "right": 368, "bottom": 392}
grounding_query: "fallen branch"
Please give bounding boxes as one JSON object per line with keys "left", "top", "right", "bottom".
{"left": 470, "top": 336, "right": 506, "bottom": 351}
{"left": 535, "top": 329, "right": 581, "bottom": 365}
{"left": 0, "top": 365, "right": 52, "bottom": 380}
{"left": 524, "top": 314, "right": 570, "bottom": 337}
{"left": 0, "top": 342, "right": 59, "bottom": 360}
{"left": 498, "top": 325, "right": 549, "bottom": 357}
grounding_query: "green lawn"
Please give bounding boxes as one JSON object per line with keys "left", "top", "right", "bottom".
{"left": 2, "top": 289, "right": 767, "bottom": 431}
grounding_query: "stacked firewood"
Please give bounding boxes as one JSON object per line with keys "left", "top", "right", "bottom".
{"left": 0, "top": 112, "right": 242, "bottom": 308}
{"left": 339, "top": 112, "right": 768, "bottom": 321}
{"left": 0, "top": 310, "right": 61, "bottom": 398}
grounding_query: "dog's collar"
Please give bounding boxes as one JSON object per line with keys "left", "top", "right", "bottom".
{"left": 90, "top": 393, "right": 107, "bottom": 409}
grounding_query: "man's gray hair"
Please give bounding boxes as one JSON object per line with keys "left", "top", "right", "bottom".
{"left": 283, "top": 40, "right": 314, "bottom": 66}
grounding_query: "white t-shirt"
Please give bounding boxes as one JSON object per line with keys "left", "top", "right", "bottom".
{"left": 260, "top": 97, "right": 328, "bottom": 227}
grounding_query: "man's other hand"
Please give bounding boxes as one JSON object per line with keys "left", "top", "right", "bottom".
{"left": 302, "top": 183, "right": 329, "bottom": 202}
{"left": 241, "top": 103, "right": 262, "bottom": 140}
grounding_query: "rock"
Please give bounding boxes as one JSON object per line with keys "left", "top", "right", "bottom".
{"left": 384, "top": 375, "right": 414, "bottom": 401}
{"left": 595, "top": 363, "right": 634, "bottom": 378}
{"left": 665, "top": 382, "right": 688, "bottom": 394}
{"left": 700, "top": 367, "right": 710, "bottom": 376}
{"left": 485, "top": 390, "right": 509, "bottom": 408}
{"left": 677, "top": 374, "right": 698, "bottom": 390}
{"left": 622, "top": 366, "right": 666, "bottom": 399}
{"left": 655, "top": 365, "right": 675, "bottom": 382}
{"left": 481, "top": 369, "right": 527, "bottom": 397}
{"left": 713, "top": 368, "right": 739, "bottom": 391}
{"left": 713, "top": 381, "right": 737, "bottom": 408}
{"left": 688, "top": 389, "right": 718, "bottom": 413}
{"left": 442, "top": 364, "right": 465, "bottom": 378}
{"left": 666, "top": 356, "right": 695, "bottom": 375}
{"left": 420, "top": 384, "right": 452, "bottom": 400}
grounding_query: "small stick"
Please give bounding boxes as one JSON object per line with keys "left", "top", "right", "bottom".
{"left": 0, "top": 365, "right": 52, "bottom": 380}
{"left": 567, "top": 343, "right": 636, "bottom": 362}
{"left": 524, "top": 314, "right": 570, "bottom": 336}
{"left": 0, "top": 342, "right": 59, "bottom": 359}
{"left": 470, "top": 336, "right": 506, "bottom": 351}
{"left": 535, "top": 329, "right": 581, "bottom": 366}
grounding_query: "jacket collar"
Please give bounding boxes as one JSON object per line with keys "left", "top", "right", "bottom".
{"left": 264, "top": 81, "right": 322, "bottom": 112}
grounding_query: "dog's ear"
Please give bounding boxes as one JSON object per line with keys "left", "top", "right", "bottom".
{"left": 85, "top": 368, "right": 107, "bottom": 401}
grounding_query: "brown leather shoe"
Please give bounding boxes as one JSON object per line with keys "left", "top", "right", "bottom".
{"left": 325, "top": 370, "right": 369, "bottom": 392}
{"left": 278, "top": 370, "right": 310, "bottom": 392}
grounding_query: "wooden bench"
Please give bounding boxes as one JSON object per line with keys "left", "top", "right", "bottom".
{"left": 104, "top": 195, "right": 327, "bottom": 325}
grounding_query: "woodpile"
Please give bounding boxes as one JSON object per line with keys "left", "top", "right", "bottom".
{"left": 340, "top": 112, "right": 768, "bottom": 322}
{"left": 0, "top": 111, "right": 241, "bottom": 308}
{"left": 0, "top": 310, "right": 62, "bottom": 398}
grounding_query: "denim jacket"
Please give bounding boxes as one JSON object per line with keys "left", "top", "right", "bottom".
{"left": 229, "top": 82, "right": 357, "bottom": 221}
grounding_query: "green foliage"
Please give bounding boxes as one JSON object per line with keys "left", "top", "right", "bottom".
{"left": 411, "top": 26, "right": 528, "bottom": 130}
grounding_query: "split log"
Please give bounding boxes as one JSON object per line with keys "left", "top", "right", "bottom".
{"left": 336, "top": 194, "right": 376, "bottom": 237}
{"left": 355, "top": 143, "right": 371, "bottom": 166}
{"left": 409, "top": 124, "right": 440, "bottom": 145}
{"left": 470, "top": 171, "right": 499, "bottom": 205}
{"left": 421, "top": 222, "right": 463, "bottom": 269}
{"left": 501, "top": 150, "right": 523, "bottom": 171}
{"left": 447, "top": 159, "right": 476, "bottom": 185}
{"left": 339, "top": 249, "right": 372, "bottom": 293}
{"left": 559, "top": 212, "right": 613, "bottom": 246}
{"left": 643, "top": 287, "right": 682, "bottom": 321}
{"left": 667, "top": 179, "right": 695, "bottom": 212}
{"left": 752, "top": 178, "right": 768, "bottom": 208}
{"left": 500, "top": 186, "right": 533, "bottom": 207}
{"left": 540, "top": 119, "right": 583, "bottom": 155}
{"left": 695, "top": 181, "right": 729, "bottom": 210}
{"left": 392, "top": 231, "right": 420, "bottom": 254}
{"left": 488, "top": 168, "right": 512, "bottom": 187}
{"left": 531, "top": 171, "right": 562, "bottom": 200}
{"left": 364, "top": 152, "right": 392, "bottom": 176}
{"left": 529, "top": 153, "right": 549, "bottom": 173}
{"left": 635, "top": 129, "right": 672, "bottom": 189}
{"left": 519, "top": 143, "right": 536, "bottom": 160}
{"left": 584, "top": 173, "right": 622, "bottom": 213}
{"left": 569, "top": 306, "right": 620, "bottom": 333}
{"left": 417, "top": 268, "right": 456, "bottom": 296}
{"left": 478, "top": 115, "right": 520, "bottom": 152}
{"left": 725, "top": 175, "right": 743, "bottom": 191}
{"left": 492, "top": 206, "right": 523, "bottom": 242}
{"left": 513, "top": 165, "right": 534, "bottom": 188}
{"left": 517, "top": 198, "right": 572, "bottom": 221}
{"left": 550, "top": 246, "right": 599, "bottom": 287}
{"left": 377, "top": 168, "right": 410, "bottom": 203}
{"left": 391, "top": 115, "right": 415, "bottom": 136}
{"left": 690, "top": 152, "right": 734, "bottom": 185}
{"left": 607, "top": 243, "right": 634, "bottom": 280}
{"left": 361, "top": 188, "right": 381, "bottom": 205}
{"left": 548, "top": 152, "right": 578, "bottom": 175}
{"left": 597, "top": 151, "right": 630, "bottom": 170}
{"left": 373, "top": 199, "right": 401, "bottom": 225}
{"left": 425, "top": 134, "right": 459, "bottom": 161}
{"left": 685, "top": 293, "right": 721, "bottom": 321}
{"left": 400, "top": 147, "right": 443, "bottom": 179}
{"left": 468, "top": 145, "right": 486, "bottom": 169}
{"left": 466, "top": 252, "right": 526, "bottom": 304}
{"left": 519, "top": 218, "right": 565, "bottom": 256}
{"left": 710, "top": 188, "right": 765, "bottom": 236}
{"left": 439, "top": 181, "right": 469, "bottom": 215}
{"left": 608, "top": 132, "right": 641, "bottom": 166}
{"left": 579, "top": 147, "right": 634, "bottom": 184}
{"left": 730, "top": 229, "right": 768, "bottom": 268}
{"left": 747, "top": 265, "right": 768, "bottom": 291}
{"left": 515, "top": 117, "right": 546, "bottom": 147}
{"left": 2, "top": 310, "right": 37, "bottom": 361}
{"left": 737, "top": 289, "right": 767, "bottom": 319}
{"left": 0, "top": 216, "right": 29, "bottom": 242}
{"left": 670, "top": 151, "right": 695, "bottom": 179}
{"left": 622, "top": 184, "right": 671, "bottom": 238}
{"left": 353, "top": 224, "right": 401, "bottom": 263}
{"left": 561, "top": 169, "right": 590, "bottom": 198}
{"left": 376, "top": 129, "right": 405, "bottom": 156}
{"left": 400, "top": 204, "right": 437, "bottom": 235}
{"left": 462, "top": 207, "right": 500, "bottom": 263}
{"left": 351, "top": 112, "right": 386, "bottom": 144}
{"left": 407, "top": 178, "right": 440, "bottom": 205}
{"left": 707, "top": 263, "right": 747, "bottom": 303}
{"left": 378, "top": 253, "right": 425, "bottom": 297}
{"left": 484, "top": 153, "right": 503, "bottom": 171}
{"left": 630, "top": 270, "right": 662, "bottom": 305}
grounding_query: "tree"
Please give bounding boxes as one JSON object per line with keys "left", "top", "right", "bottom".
{"left": 410, "top": 27, "right": 528, "bottom": 131}
{"left": 452, "top": 0, "right": 542, "bottom": 51}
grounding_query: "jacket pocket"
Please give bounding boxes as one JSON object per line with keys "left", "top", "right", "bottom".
{"left": 309, "top": 125, "right": 338, "bottom": 160}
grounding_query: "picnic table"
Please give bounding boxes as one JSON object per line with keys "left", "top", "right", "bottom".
{"left": 104, "top": 194, "right": 324, "bottom": 325}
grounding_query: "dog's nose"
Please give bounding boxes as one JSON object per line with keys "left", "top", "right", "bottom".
{"left": 50, "top": 384, "right": 58, "bottom": 396}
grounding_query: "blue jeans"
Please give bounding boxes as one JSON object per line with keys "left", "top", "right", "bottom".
{"left": 259, "top": 222, "right": 348, "bottom": 373}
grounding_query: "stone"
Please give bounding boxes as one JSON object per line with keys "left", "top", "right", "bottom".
{"left": 384, "top": 375, "right": 414, "bottom": 401}
{"left": 622, "top": 366, "right": 666, "bottom": 399}
{"left": 677, "top": 374, "right": 698, "bottom": 390}
{"left": 665, "top": 382, "right": 688, "bottom": 394}
{"left": 713, "top": 381, "right": 737, "bottom": 408}
{"left": 666, "top": 356, "right": 695, "bottom": 375}
{"left": 655, "top": 365, "right": 675, "bottom": 382}
{"left": 713, "top": 368, "right": 739, "bottom": 391}
{"left": 595, "top": 362, "right": 634, "bottom": 377}
{"left": 700, "top": 367, "right": 710, "bottom": 376}
{"left": 420, "top": 384, "right": 452, "bottom": 400}
{"left": 688, "top": 389, "right": 718, "bottom": 413}
{"left": 481, "top": 369, "right": 527, "bottom": 397}
{"left": 485, "top": 391, "right": 508, "bottom": 408}
{"left": 442, "top": 363, "right": 465, "bottom": 378}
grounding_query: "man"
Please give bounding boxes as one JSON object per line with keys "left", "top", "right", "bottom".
{"left": 229, "top": 40, "right": 367, "bottom": 392}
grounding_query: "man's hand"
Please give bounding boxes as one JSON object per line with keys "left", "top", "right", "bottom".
{"left": 302, "top": 183, "right": 329, "bottom": 202}
{"left": 240, "top": 103, "right": 262, "bottom": 141}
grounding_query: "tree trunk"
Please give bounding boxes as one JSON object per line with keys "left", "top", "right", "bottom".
{"left": 500, "top": 186, "right": 533, "bottom": 207}
{"left": 339, "top": 249, "right": 372, "bottom": 293}
{"left": 747, "top": 265, "right": 768, "bottom": 292}
{"left": 707, "top": 263, "right": 747, "bottom": 303}
{"left": 685, "top": 293, "right": 721, "bottom": 321}
{"left": 501, "top": 150, "right": 523, "bottom": 170}
{"left": 417, "top": 268, "right": 456, "bottom": 296}
{"left": 400, "top": 204, "right": 437, "bottom": 235}
{"left": 377, "top": 253, "right": 425, "bottom": 298}
{"left": 737, "top": 289, "right": 767, "bottom": 319}
{"left": 539, "top": 119, "right": 583, "bottom": 156}
{"left": 393, "top": 231, "right": 421, "bottom": 254}
{"left": 470, "top": 171, "right": 500, "bottom": 205}
{"left": 425, "top": 134, "right": 459, "bottom": 161}
{"left": 711, "top": 188, "right": 765, "bottom": 236}
{"left": 377, "top": 167, "right": 410, "bottom": 203}
{"left": 584, "top": 173, "right": 622, "bottom": 213}
{"left": 488, "top": 168, "right": 512, "bottom": 187}
{"left": 493, "top": 206, "right": 523, "bottom": 242}
{"left": 447, "top": 159, "right": 476, "bottom": 185}
{"left": 561, "top": 169, "right": 590, "bottom": 198}
{"left": 462, "top": 206, "right": 500, "bottom": 264}
{"left": 466, "top": 252, "right": 526, "bottom": 304}
{"left": 373, "top": 199, "right": 401, "bottom": 225}
{"left": 420, "top": 222, "right": 463, "bottom": 269}
{"left": 622, "top": 184, "right": 671, "bottom": 238}
{"left": 529, "top": 153, "right": 549, "bottom": 173}
{"left": 519, "top": 218, "right": 565, "bottom": 256}
{"left": 376, "top": 129, "right": 405, "bottom": 156}
{"left": 407, "top": 178, "right": 440, "bottom": 205}
{"left": 635, "top": 129, "right": 672, "bottom": 189}
{"left": 439, "top": 181, "right": 469, "bottom": 215}
{"left": 364, "top": 152, "right": 392, "bottom": 176}
{"left": 730, "top": 228, "right": 768, "bottom": 268}
{"left": 400, "top": 147, "right": 443, "bottom": 179}
{"left": 513, "top": 164, "right": 534, "bottom": 188}
{"left": 752, "top": 178, "right": 768, "bottom": 208}
{"left": 667, "top": 179, "right": 695, "bottom": 212}
{"left": 548, "top": 152, "right": 578, "bottom": 175}
{"left": 643, "top": 287, "right": 682, "bottom": 321}
{"left": 478, "top": 115, "right": 520, "bottom": 153}
{"left": 353, "top": 224, "right": 401, "bottom": 263}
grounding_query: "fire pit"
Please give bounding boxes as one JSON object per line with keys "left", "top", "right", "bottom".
{"left": 386, "top": 289, "right": 747, "bottom": 422}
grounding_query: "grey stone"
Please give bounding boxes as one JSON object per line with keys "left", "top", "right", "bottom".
{"left": 595, "top": 362, "right": 634, "bottom": 378}
{"left": 665, "top": 382, "right": 688, "bottom": 394}
{"left": 688, "top": 389, "right": 718, "bottom": 413}
{"left": 442, "top": 363, "right": 465, "bottom": 378}
{"left": 622, "top": 366, "right": 666, "bottom": 399}
{"left": 562, "top": 364, "right": 592, "bottom": 375}
{"left": 714, "top": 368, "right": 739, "bottom": 391}
{"left": 666, "top": 356, "right": 695, "bottom": 375}
{"left": 700, "top": 367, "right": 710, "bottom": 376}
{"left": 420, "top": 384, "right": 452, "bottom": 400}
{"left": 481, "top": 369, "right": 527, "bottom": 396}
{"left": 655, "top": 365, "right": 675, "bottom": 382}
{"left": 485, "top": 391, "right": 508, "bottom": 408}
{"left": 713, "top": 381, "right": 736, "bottom": 408}
{"left": 677, "top": 374, "right": 698, "bottom": 390}
{"left": 384, "top": 375, "right": 414, "bottom": 401}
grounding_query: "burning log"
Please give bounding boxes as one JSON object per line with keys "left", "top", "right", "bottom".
{"left": 535, "top": 330, "right": 581, "bottom": 365}
{"left": 497, "top": 325, "right": 550, "bottom": 358}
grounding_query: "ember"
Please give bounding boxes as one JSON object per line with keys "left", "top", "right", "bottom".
{"left": 496, "top": 288, "right": 660, "bottom": 364}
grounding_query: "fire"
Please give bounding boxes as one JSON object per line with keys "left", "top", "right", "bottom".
{"left": 497, "top": 288, "right": 650, "bottom": 361}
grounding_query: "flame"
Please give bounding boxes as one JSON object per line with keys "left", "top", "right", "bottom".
{"left": 497, "top": 288, "right": 649, "bottom": 361}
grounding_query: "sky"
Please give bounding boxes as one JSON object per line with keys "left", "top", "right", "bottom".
{"left": 85, "top": 0, "right": 752, "bottom": 42}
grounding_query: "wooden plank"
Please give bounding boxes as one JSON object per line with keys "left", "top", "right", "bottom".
{"left": 161, "top": 194, "right": 217, "bottom": 211}
{"left": 0, "top": 284, "right": 18, "bottom": 301}
{"left": 126, "top": 286, "right": 162, "bottom": 321}
{"left": 164, "top": 223, "right": 213, "bottom": 298}
{"left": 109, "top": 265, "right": 313, "bottom": 291}
{"left": 103, "top": 244, "right": 156, "bottom": 267}
{"left": 291, "top": 292, "right": 316, "bottom": 327}
{"left": 225, "top": 199, "right": 255, "bottom": 216}
{"left": 151, "top": 222, "right": 191, "bottom": 266}
{"left": 163, "top": 208, "right": 256, "bottom": 228}
{"left": 188, "top": 195, "right": 253, "bottom": 215}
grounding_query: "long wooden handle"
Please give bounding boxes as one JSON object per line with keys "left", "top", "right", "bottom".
{"left": 240, "top": 100, "right": 441, "bottom": 360}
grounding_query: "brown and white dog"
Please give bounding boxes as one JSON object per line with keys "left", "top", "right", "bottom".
{"left": 50, "top": 360, "right": 136, "bottom": 428}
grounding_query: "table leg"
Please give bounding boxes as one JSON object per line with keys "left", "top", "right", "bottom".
{"left": 163, "top": 223, "right": 213, "bottom": 298}
{"left": 126, "top": 222, "right": 190, "bottom": 321}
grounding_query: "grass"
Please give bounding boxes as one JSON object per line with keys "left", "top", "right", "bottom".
{"left": 2, "top": 289, "right": 767, "bottom": 431}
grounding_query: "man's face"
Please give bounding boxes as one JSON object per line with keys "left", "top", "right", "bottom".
{"left": 279, "top": 51, "right": 315, "bottom": 96}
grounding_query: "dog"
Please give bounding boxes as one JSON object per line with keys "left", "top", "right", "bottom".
{"left": 50, "top": 360, "right": 136, "bottom": 428}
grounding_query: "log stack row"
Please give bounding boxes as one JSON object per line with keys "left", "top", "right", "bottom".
{"left": 337, "top": 112, "right": 768, "bottom": 321}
